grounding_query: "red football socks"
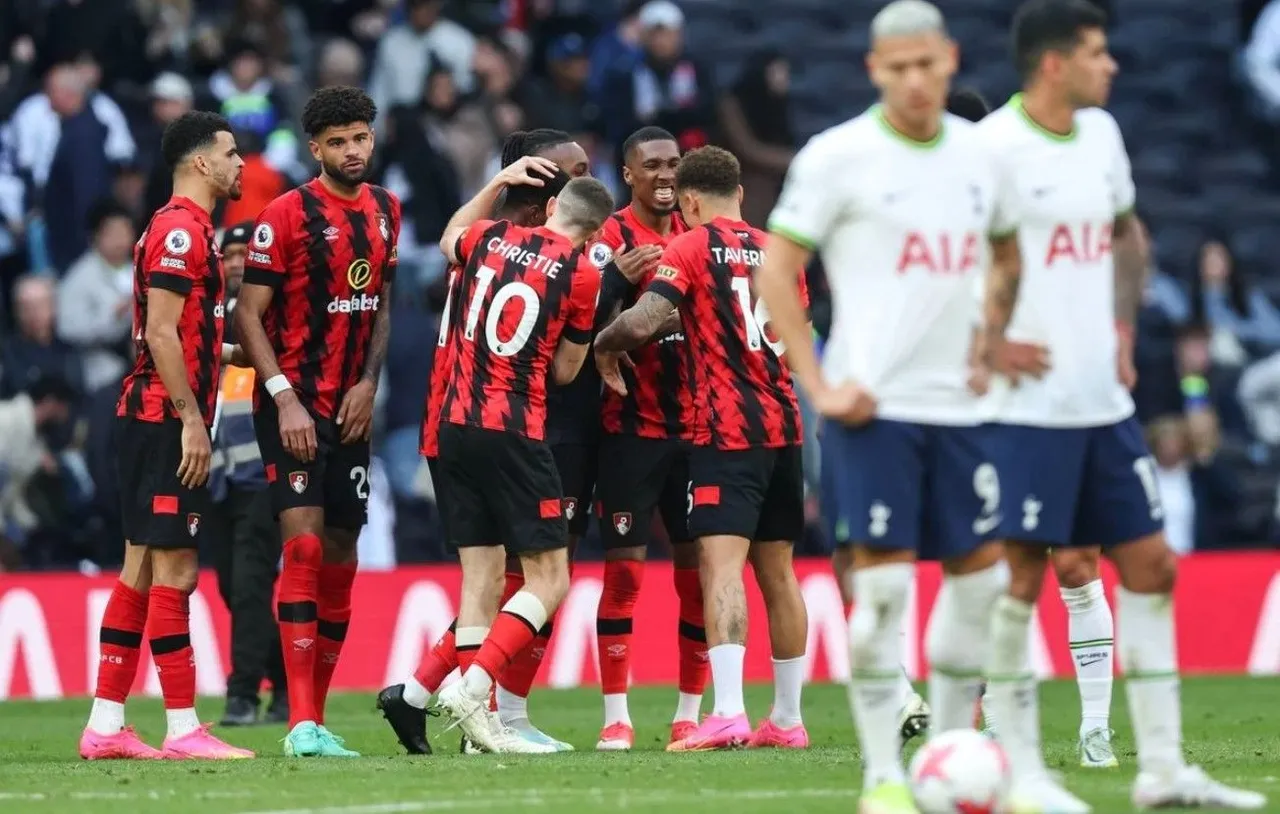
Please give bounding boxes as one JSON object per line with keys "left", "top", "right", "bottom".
{"left": 95, "top": 581, "right": 148, "bottom": 703}
{"left": 413, "top": 620, "right": 458, "bottom": 694}
{"left": 596, "top": 559, "right": 644, "bottom": 695}
{"left": 314, "top": 561, "right": 356, "bottom": 724}
{"left": 148, "top": 585, "right": 195, "bottom": 710}
{"left": 498, "top": 618, "right": 554, "bottom": 699}
{"left": 277, "top": 533, "right": 322, "bottom": 728}
{"left": 674, "top": 567, "right": 709, "bottom": 695}
{"left": 475, "top": 607, "right": 542, "bottom": 682}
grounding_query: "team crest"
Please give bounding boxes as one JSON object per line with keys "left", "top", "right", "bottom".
{"left": 589, "top": 242, "right": 614, "bottom": 269}
{"left": 377, "top": 213, "right": 390, "bottom": 241}
{"left": 289, "top": 471, "right": 309, "bottom": 494}
{"left": 186, "top": 513, "right": 201, "bottom": 537}
{"left": 164, "top": 228, "right": 191, "bottom": 255}
{"left": 563, "top": 497, "right": 577, "bottom": 520}
{"left": 612, "top": 512, "right": 632, "bottom": 536}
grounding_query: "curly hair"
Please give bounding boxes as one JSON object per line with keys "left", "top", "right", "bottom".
{"left": 499, "top": 129, "right": 573, "bottom": 168}
{"left": 301, "top": 85, "right": 378, "bottom": 138}
{"left": 160, "top": 111, "right": 233, "bottom": 169}
{"left": 675, "top": 146, "right": 740, "bottom": 197}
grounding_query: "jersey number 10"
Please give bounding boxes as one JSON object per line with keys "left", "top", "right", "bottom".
{"left": 437, "top": 265, "right": 541, "bottom": 357}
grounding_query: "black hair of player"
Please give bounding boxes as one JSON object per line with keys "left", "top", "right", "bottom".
{"left": 1011, "top": 0, "right": 1108, "bottom": 80}
{"left": 622, "top": 126, "right": 677, "bottom": 163}
{"left": 160, "top": 111, "right": 234, "bottom": 170}
{"left": 674, "top": 146, "right": 740, "bottom": 198}
{"left": 503, "top": 168, "right": 572, "bottom": 212}
{"left": 302, "top": 85, "right": 378, "bottom": 139}
{"left": 500, "top": 129, "right": 573, "bottom": 168}
{"left": 946, "top": 87, "right": 991, "bottom": 122}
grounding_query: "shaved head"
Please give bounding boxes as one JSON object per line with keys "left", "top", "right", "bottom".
{"left": 870, "top": 0, "right": 947, "bottom": 42}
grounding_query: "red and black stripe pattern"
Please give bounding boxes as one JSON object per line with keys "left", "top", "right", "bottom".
{"left": 647, "top": 217, "right": 806, "bottom": 450}
{"left": 117, "top": 196, "right": 224, "bottom": 425}
{"left": 244, "top": 179, "right": 400, "bottom": 420}
{"left": 597, "top": 206, "right": 692, "bottom": 439}
{"left": 441, "top": 220, "right": 600, "bottom": 441}
{"left": 419, "top": 263, "right": 463, "bottom": 458}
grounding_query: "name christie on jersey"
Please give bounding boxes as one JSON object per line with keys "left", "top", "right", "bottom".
{"left": 487, "top": 236, "right": 566, "bottom": 278}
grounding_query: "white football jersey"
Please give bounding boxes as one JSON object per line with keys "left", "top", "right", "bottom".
{"left": 976, "top": 97, "right": 1136, "bottom": 427}
{"left": 768, "top": 107, "right": 1015, "bottom": 426}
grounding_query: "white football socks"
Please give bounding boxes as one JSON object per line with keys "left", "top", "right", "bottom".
{"left": 1061, "top": 579, "right": 1114, "bottom": 737}
{"left": 985, "top": 595, "right": 1046, "bottom": 779}
{"left": 926, "top": 563, "right": 1007, "bottom": 733}
{"left": 673, "top": 691, "right": 702, "bottom": 724}
{"left": 603, "top": 694, "right": 631, "bottom": 726}
{"left": 708, "top": 643, "right": 747, "bottom": 718}
{"left": 1116, "top": 587, "right": 1183, "bottom": 774}
{"left": 770, "top": 656, "right": 805, "bottom": 728}
{"left": 87, "top": 698, "right": 125, "bottom": 735}
{"left": 165, "top": 707, "right": 201, "bottom": 739}
{"left": 848, "top": 563, "right": 913, "bottom": 788}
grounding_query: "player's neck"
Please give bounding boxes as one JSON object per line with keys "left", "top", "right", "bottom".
{"left": 696, "top": 202, "right": 741, "bottom": 224}
{"left": 317, "top": 171, "right": 364, "bottom": 201}
{"left": 170, "top": 178, "right": 215, "bottom": 216}
{"left": 631, "top": 202, "right": 673, "bottom": 235}
{"left": 879, "top": 105, "right": 942, "bottom": 145}
{"left": 1017, "top": 87, "right": 1077, "bottom": 139}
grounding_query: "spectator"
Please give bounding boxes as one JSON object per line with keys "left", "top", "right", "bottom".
{"left": 596, "top": 1, "right": 716, "bottom": 158}
{"left": 1148, "top": 410, "right": 1240, "bottom": 554}
{"left": 1192, "top": 237, "right": 1280, "bottom": 359}
{"left": 223, "top": 0, "right": 312, "bottom": 80}
{"left": 35, "top": 0, "right": 152, "bottom": 100}
{"left": 139, "top": 71, "right": 196, "bottom": 218}
{"left": 368, "top": 0, "right": 476, "bottom": 125}
{"left": 5, "top": 63, "right": 136, "bottom": 272}
{"left": 1, "top": 274, "right": 85, "bottom": 402}
{"left": 57, "top": 200, "right": 134, "bottom": 392}
{"left": 717, "top": 49, "right": 795, "bottom": 228}
{"left": 314, "top": 38, "right": 366, "bottom": 90}
{"left": 0, "top": 375, "right": 75, "bottom": 565}
{"left": 587, "top": 0, "right": 645, "bottom": 99}
{"left": 136, "top": 0, "right": 196, "bottom": 77}
{"left": 524, "top": 34, "right": 598, "bottom": 141}
{"left": 1244, "top": 0, "right": 1280, "bottom": 123}
{"left": 205, "top": 40, "right": 300, "bottom": 179}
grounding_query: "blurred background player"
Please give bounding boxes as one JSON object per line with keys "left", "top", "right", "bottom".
{"left": 430, "top": 174, "right": 614, "bottom": 753}
{"left": 81, "top": 111, "right": 251, "bottom": 761}
{"left": 377, "top": 131, "right": 587, "bottom": 754}
{"left": 236, "top": 86, "right": 400, "bottom": 758}
{"left": 597, "top": 146, "right": 811, "bottom": 752}
{"left": 977, "top": 1, "right": 1265, "bottom": 809}
{"left": 591, "top": 125, "right": 709, "bottom": 752}
{"left": 755, "top": 3, "right": 1020, "bottom": 811}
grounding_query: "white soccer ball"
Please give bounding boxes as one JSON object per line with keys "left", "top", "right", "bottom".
{"left": 908, "top": 729, "right": 1011, "bottom": 814}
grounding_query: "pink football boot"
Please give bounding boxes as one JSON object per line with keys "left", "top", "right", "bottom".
{"left": 666, "top": 713, "right": 751, "bottom": 751}
{"left": 747, "top": 718, "right": 810, "bottom": 749}
{"left": 161, "top": 724, "right": 254, "bottom": 759}
{"left": 79, "top": 726, "right": 164, "bottom": 760}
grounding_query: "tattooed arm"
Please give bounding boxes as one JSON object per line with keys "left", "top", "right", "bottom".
{"left": 361, "top": 281, "right": 392, "bottom": 385}
{"left": 594, "top": 290, "right": 676, "bottom": 352}
{"left": 982, "top": 234, "right": 1023, "bottom": 346}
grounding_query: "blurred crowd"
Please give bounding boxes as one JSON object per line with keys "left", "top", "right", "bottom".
{"left": 0, "top": 0, "right": 1277, "bottom": 571}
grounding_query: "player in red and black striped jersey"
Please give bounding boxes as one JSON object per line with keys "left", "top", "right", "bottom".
{"left": 585, "top": 127, "right": 709, "bottom": 752}
{"left": 428, "top": 171, "right": 615, "bottom": 754}
{"left": 83, "top": 111, "right": 253, "bottom": 761}
{"left": 597, "top": 146, "right": 811, "bottom": 751}
{"left": 234, "top": 87, "right": 399, "bottom": 756}
{"left": 383, "top": 130, "right": 589, "bottom": 755}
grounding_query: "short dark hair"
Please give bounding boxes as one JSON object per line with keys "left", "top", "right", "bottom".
{"left": 556, "top": 177, "right": 615, "bottom": 234}
{"left": 500, "top": 129, "right": 573, "bottom": 168}
{"left": 622, "top": 126, "right": 677, "bottom": 162}
{"left": 675, "top": 146, "right": 740, "bottom": 197}
{"left": 946, "top": 87, "right": 991, "bottom": 122}
{"left": 28, "top": 374, "right": 76, "bottom": 405}
{"left": 1011, "top": 0, "right": 1108, "bottom": 79}
{"left": 504, "top": 168, "right": 572, "bottom": 211}
{"left": 86, "top": 198, "right": 132, "bottom": 234}
{"left": 160, "top": 111, "right": 233, "bottom": 169}
{"left": 302, "top": 85, "right": 378, "bottom": 138}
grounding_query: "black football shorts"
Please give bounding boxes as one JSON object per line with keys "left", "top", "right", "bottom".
{"left": 117, "top": 417, "right": 213, "bottom": 549}
{"left": 594, "top": 433, "right": 690, "bottom": 549}
{"left": 551, "top": 441, "right": 597, "bottom": 538}
{"left": 687, "top": 444, "right": 805, "bottom": 542}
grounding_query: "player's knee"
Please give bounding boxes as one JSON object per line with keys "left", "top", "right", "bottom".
{"left": 1051, "top": 548, "right": 1099, "bottom": 589}
{"left": 1003, "top": 542, "right": 1048, "bottom": 603}
{"left": 1115, "top": 533, "right": 1177, "bottom": 594}
{"left": 151, "top": 551, "right": 199, "bottom": 594}
{"left": 847, "top": 563, "right": 912, "bottom": 666}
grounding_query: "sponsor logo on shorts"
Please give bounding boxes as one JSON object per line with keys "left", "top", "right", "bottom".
{"left": 563, "top": 497, "right": 577, "bottom": 520}
{"left": 290, "top": 471, "right": 308, "bottom": 494}
{"left": 186, "top": 513, "right": 201, "bottom": 537}
{"left": 612, "top": 512, "right": 632, "bottom": 536}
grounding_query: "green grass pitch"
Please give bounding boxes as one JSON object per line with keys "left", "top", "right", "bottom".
{"left": 1, "top": 678, "right": 1277, "bottom": 813}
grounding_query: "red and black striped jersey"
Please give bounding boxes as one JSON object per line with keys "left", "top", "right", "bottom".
{"left": 117, "top": 196, "right": 225, "bottom": 426}
{"left": 647, "top": 217, "right": 809, "bottom": 450}
{"left": 243, "top": 178, "right": 400, "bottom": 420}
{"left": 420, "top": 263, "right": 463, "bottom": 458}
{"left": 596, "top": 205, "right": 692, "bottom": 440}
{"left": 441, "top": 219, "right": 600, "bottom": 441}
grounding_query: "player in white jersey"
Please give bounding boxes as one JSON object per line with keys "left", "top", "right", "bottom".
{"left": 975, "top": 1, "right": 1266, "bottom": 811}
{"left": 757, "top": 4, "right": 1025, "bottom": 813}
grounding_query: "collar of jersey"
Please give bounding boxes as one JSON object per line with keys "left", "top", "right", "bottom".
{"left": 169, "top": 195, "right": 212, "bottom": 223}
{"left": 1008, "top": 93, "right": 1077, "bottom": 142}
{"left": 872, "top": 105, "right": 944, "bottom": 149}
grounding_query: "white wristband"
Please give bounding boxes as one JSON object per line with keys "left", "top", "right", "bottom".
{"left": 264, "top": 374, "right": 292, "bottom": 397}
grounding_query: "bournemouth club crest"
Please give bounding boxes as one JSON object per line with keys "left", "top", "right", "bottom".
{"left": 186, "top": 513, "right": 201, "bottom": 537}
{"left": 564, "top": 498, "right": 577, "bottom": 521}
{"left": 612, "top": 512, "right": 632, "bottom": 536}
{"left": 289, "top": 471, "right": 309, "bottom": 495}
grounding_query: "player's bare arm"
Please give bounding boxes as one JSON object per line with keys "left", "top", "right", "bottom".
{"left": 594, "top": 290, "right": 673, "bottom": 353}
{"left": 980, "top": 233, "right": 1050, "bottom": 385}
{"left": 146, "top": 287, "right": 210, "bottom": 489}
{"left": 1112, "top": 212, "right": 1147, "bottom": 389}
{"left": 439, "top": 156, "right": 559, "bottom": 264}
{"left": 336, "top": 279, "right": 391, "bottom": 443}
{"left": 758, "top": 232, "right": 875, "bottom": 425}
{"left": 234, "top": 280, "right": 318, "bottom": 462}
{"left": 552, "top": 337, "right": 592, "bottom": 385}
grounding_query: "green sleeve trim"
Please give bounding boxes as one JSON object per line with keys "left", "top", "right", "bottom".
{"left": 989, "top": 228, "right": 1017, "bottom": 241}
{"left": 767, "top": 222, "right": 819, "bottom": 251}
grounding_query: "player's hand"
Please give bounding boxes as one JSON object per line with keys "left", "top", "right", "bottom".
{"left": 337, "top": 379, "right": 376, "bottom": 443}
{"left": 276, "top": 390, "right": 318, "bottom": 462}
{"left": 983, "top": 336, "right": 1051, "bottom": 386}
{"left": 967, "top": 360, "right": 992, "bottom": 396}
{"left": 1116, "top": 326, "right": 1138, "bottom": 390}
{"left": 813, "top": 381, "right": 877, "bottom": 426}
{"left": 496, "top": 155, "right": 559, "bottom": 188}
{"left": 176, "top": 417, "right": 212, "bottom": 489}
{"left": 595, "top": 349, "right": 634, "bottom": 396}
{"left": 612, "top": 244, "right": 663, "bottom": 284}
